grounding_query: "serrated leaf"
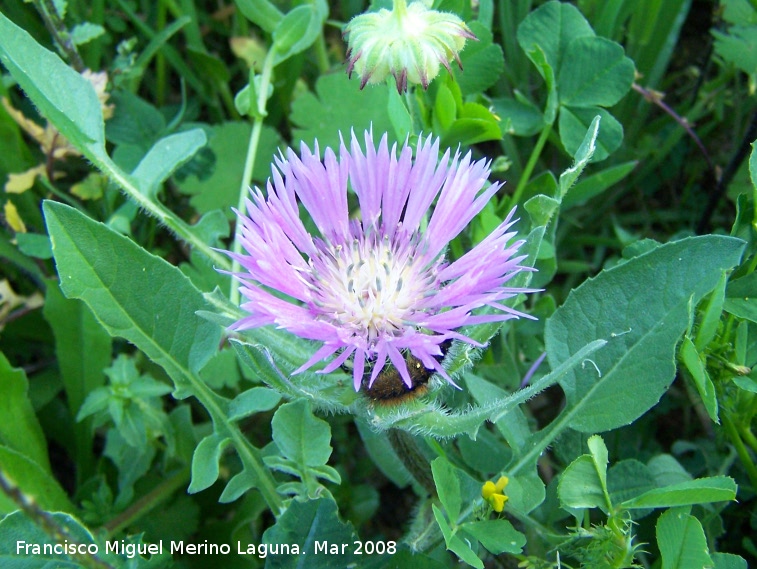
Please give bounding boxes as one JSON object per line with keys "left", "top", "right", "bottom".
{"left": 545, "top": 236, "right": 745, "bottom": 433}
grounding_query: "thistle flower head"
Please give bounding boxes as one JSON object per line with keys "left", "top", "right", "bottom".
{"left": 226, "top": 131, "right": 535, "bottom": 392}
{"left": 344, "top": 0, "right": 476, "bottom": 93}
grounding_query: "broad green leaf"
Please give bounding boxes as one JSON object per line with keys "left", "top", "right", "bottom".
{"left": 724, "top": 271, "right": 757, "bottom": 322}
{"left": 272, "top": 399, "right": 333, "bottom": 467}
{"left": 44, "top": 201, "right": 221, "bottom": 386}
{"left": 680, "top": 336, "right": 719, "bottom": 424}
{"left": 262, "top": 497, "right": 358, "bottom": 569}
{"left": 0, "top": 446, "right": 74, "bottom": 514}
{"left": 0, "top": 353, "right": 50, "bottom": 472}
{"left": 607, "top": 459, "right": 657, "bottom": 514}
{"left": 461, "top": 519, "right": 525, "bottom": 555}
{"left": 16, "top": 233, "right": 53, "bottom": 259}
{"left": 228, "top": 387, "right": 281, "bottom": 421}
{"left": 131, "top": 129, "right": 207, "bottom": 198}
{"left": 559, "top": 106, "right": 622, "bottom": 162}
{"left": 558, "top": 36, "right": 635, "bottom": 108}
{"left": 558, "top": 455, "right": 609, "bottom": 512}
{"left": 431, "top": 457, "right": 462, "bottom": 521}
{"left": 272, "top": 0, "right": 328, "bottom": 65}
{"left": 176, "top": 122, "right": 282, "bottom": 219}
{"left": 433, "top": 504, "right": 483, "bottom": 569}
{"left": 188, "top": 433, "right": 231, "bottom": 493}
{"left": 491, "top": 96, "right": 544, "bottom": 137}
{"left": 234, "top": 0, "right": 283, "bottom": 33}
{"left": 712, "top": 553, "right": 748, "bottom": 569}
{"left": 291, "top": 72, "right": 395, "bottom": 150}
{"left": 647, "top": 454, "right": 693, "bottom": 487}
{"left": 0, "top": 12, "right": 106, "bottom": 160}
{"left": 657, "top": 509, "right": 713, "bottom": 569}
{"left": 545, "top": 236, "right": 745, "bottom": 433}
{"left": 623, "top": 476, "right": 736, "bottom": 509}
{"left": 451, "top": 22, "right": 504, "bottom": 95}
{"left": 516, "top": 0, "right": 594, "bottom": 77}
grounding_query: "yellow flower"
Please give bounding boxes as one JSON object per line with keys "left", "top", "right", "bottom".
{"left": 482, "top": 475, "right": 509, "bottom": 512}
{"left": 344, "top": 0, "right": 475, "bottom": 93}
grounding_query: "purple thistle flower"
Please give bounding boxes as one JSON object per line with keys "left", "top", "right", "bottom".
{"left": 225, "top": 131, "right": 536, "bottom": 392}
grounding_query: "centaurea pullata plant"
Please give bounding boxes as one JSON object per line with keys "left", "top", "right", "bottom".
{"left": 224, "top": 131, "right": 536, "bottom": 393}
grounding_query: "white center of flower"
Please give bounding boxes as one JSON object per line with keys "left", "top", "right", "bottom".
{"left": 311, "top": 235, "right": 433, "bottom": 341}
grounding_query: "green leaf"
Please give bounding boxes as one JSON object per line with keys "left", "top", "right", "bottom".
{"left": 44, "top": 201, "right": 221, "bottom": 386}
{"left": 607, "top": 459, "right": 657, "bottom": 514}
{"left": 461, "top": 519, "right": 525, "bottom": 554}
{"left": 176, "top": 122, "right": 282, "bottom": 218}
{"left": 545, "top": 236, "right": 745, "bottom": 433}
{"left": 491, "top": 95, "right": 544, "bottom": 137}
{"left": 291, "top": 72, "right": 395, "bottom": 150}
{"left": 516, "top": 0, "right": 594, "bottom": 77}
{"left": 131, "top": 129, "right": 207, "bottom": 198}
{"left": 451, "top": 22, "right": 504, "bottom": 95}
{"left": 559, "top": 106, "right": 623, "bottom": 162}
{"left": 558, "top": 36, "right": 635, "bottom": 108}
{"left": 623, "top": 477, "right": 736, "bottom": 509}
{"left": 43, "top": 280, "right": 111, "bottom": 481}
{"left": 188, "top": 433, "right": 231, "bottom": 493}
{"left": 228, "top": 387, "right": 281, "bottom": 421}
{"left": 695, "top": 271, "right": 727, "bottom": 350}
{"left": 234, "top": 0, "right": 283, "bottom": 34}
{"left": 387, "top": 86, "right": 413, "bottom": 141}
{"left": 558, "top": 115, "right": 600, "bottom": 197}
{"left": 558, "top": 452, "right": 609, "bottom": 512}
{"left": 70, "top": 22, "right": 105, "bottom": 46}
{"left": 261, "top": 497, "right": 358, "bottom": 569}
{"left": 0, "top": 446, "right": 74, "bottom": 514}
{"left": 272, "top": 0, "right": 328, "bottom": 66}
{"left": 0, "top": 353, "right": 50, "bottom": 473}
{"left": 432, "top": 504, "right": 483, "bottom": 569}
{"left": 16, "top": 233, "right": 53, "bottom": 259}
{"left": 680, "top": 336, "right": 719, "bottom": 424}
{"left": 724, "top": 271, "right": 757, "bottom": 322}
{"left": 0, "top": 12, "right": 105, "bottom": 160}
{"left": 712, "top": 553, "right": 748, "bottom": 569}
{"left": 272, "top": 399, "right": 333, "bottom": 467}
{"left": 562, "top": 160, "right": 637, "bottom": 208}
{"left": 431, "top": 457, "right": 462, "bottom": 521}
{"left": 657, "top": 509, "right": 713, "bottom": 569}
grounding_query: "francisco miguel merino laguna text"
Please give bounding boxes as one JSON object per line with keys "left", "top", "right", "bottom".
{"left": 16, "top": 539, "right": 398, "bottom": 558}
